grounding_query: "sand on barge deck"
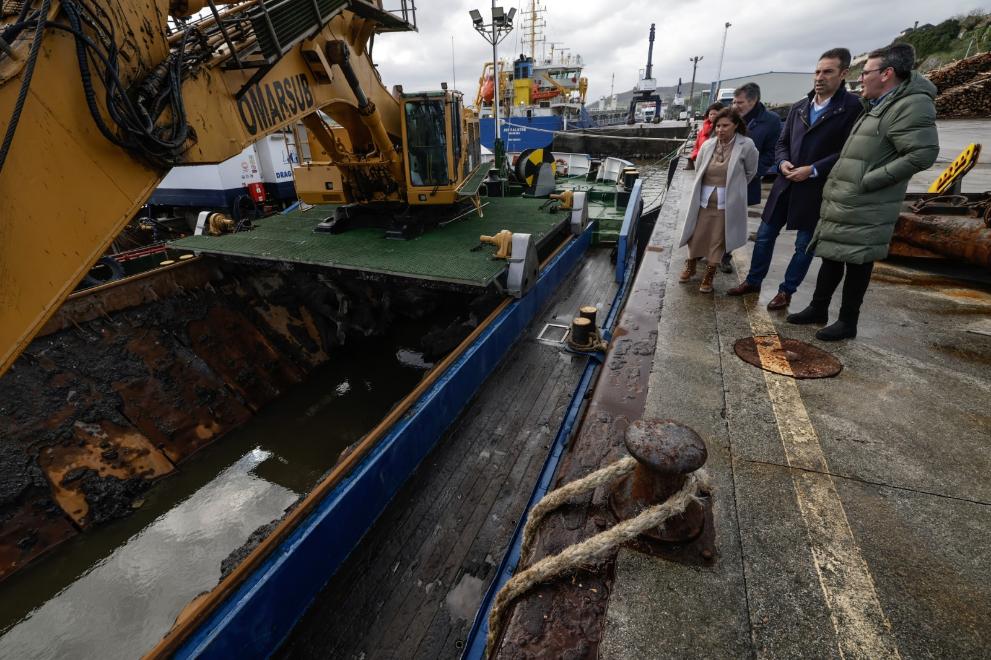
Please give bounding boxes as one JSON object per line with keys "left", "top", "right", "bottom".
{"left": 490, "top": 163, "right": 990, "bottom": 658}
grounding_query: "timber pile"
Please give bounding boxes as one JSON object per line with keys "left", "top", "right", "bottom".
{"left": 936, "top": 73, "right": 991, "bottom": 118}
{"left": 928, "top": 53, "right": 991, "bottom": 118}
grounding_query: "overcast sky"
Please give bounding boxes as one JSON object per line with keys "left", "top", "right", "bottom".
{"left": 371, "top": 0, "right": 986, "bottom": 103}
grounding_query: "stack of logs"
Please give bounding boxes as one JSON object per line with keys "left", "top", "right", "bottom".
{"left": 928, "top": 52, "right": 991, "bottom": 118}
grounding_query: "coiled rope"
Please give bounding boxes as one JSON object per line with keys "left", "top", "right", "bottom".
{"left": 485, "top": 458, "right": 711, "bottom": 657}
{"left": 566, "top": 328, "right": 609, "bottom": 353}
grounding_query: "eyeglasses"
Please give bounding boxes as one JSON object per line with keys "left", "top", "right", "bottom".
{"left": 859, "top": 67, "right": 890, "bottom": 78}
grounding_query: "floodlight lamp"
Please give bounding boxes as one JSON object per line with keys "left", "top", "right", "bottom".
{"left": 506, "top": 7, "right": 517, "bottom": 23}
{"left": 492, "top": 6, "right": 505, "bottom": 23}
{"left": 469, "top": 9, "right": 483, "bottom": 25}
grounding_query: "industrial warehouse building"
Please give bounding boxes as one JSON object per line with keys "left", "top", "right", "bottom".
{"left": 709, "top": 71, "right": 814, "bottom": 107}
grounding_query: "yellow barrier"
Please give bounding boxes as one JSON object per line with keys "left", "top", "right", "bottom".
{"left": 928, "top": 143, "right": 982, "bottom": 194}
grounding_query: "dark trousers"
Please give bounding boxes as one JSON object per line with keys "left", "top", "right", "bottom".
{"left": 810, "top": 258, "right": 874, "bottom": 323}
{"left": 745, "top": 221, "right": 815, "bottom": 294}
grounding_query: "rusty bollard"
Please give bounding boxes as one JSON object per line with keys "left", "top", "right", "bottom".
{"left": 608, "top": 418, "right": 708, "bottom": 544}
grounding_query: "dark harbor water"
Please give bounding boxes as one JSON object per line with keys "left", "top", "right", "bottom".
{"left": 0, "top": 332, "right": 429, "bottom": 658}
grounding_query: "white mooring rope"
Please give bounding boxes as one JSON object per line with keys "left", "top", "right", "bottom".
{"left": 485, "top": 460, "right": 711, "bottom": 657}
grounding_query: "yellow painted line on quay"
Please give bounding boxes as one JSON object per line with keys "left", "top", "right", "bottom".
{"left": 732, "top": 256, "right": 901, "bottom": 660}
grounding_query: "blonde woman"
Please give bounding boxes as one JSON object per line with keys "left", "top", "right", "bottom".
{"left": 678, "top": 108, "right": 759, "bottom": 292}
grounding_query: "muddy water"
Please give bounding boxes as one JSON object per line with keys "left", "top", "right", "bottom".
{"left": 0, "top": 334, "right": 428, "bottom": 659}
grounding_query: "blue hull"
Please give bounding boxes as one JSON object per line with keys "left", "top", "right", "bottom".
{"left": 480, "top": 116, "right": 561, "bottom": 152}
{"left": 480, "top": 109, "right": 595, "bottom": 152}
{"left": 173, "top": 224, "right": 597, "bottom": 659}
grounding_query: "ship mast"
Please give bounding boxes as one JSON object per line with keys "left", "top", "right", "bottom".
{"left": 522, "top": 0, "right": 545, "bottom": 61}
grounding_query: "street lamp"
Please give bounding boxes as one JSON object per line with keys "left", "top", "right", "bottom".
{"left": 469, "top": 2, "right": 516, "bottom": 170}
{"left": 715, "top": 22, "right": 731, "bottom": 95}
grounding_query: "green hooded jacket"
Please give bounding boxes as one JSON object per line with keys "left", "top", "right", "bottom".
{"left": 810, "top": 72, "right": 939, "bottom": 263}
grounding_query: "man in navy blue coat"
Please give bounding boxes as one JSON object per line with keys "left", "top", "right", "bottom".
{"left": 727, "top": 49, "right": 863, "bottom": 308}
{"left": 720, "top": 82, "right": 782, "bottom": 273}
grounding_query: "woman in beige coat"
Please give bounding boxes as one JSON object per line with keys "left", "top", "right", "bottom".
{"left": 678, "top": 108, "right": 759, "bottom": 292}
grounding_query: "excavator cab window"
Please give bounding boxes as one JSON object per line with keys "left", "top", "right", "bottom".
{"left": 404, "top": 99, "right": 448, "bottom": 187}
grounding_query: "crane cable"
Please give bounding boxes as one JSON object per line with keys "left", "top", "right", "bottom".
{"left": 0, "top": 0, "right": 51, "bottom": 176}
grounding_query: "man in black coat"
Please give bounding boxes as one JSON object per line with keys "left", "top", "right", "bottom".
{"left": 720, "top": 82, "right": 782, "bottom": 273}
{"left": 727, "top": 48, "right": 863, "bottom": 309}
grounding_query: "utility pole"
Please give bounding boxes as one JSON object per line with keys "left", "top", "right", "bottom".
{"left": 715, "top": 22, "right": 731, "bottom": 92}
{"left": 688, "top": 55, "right": 702, "bottom": 117}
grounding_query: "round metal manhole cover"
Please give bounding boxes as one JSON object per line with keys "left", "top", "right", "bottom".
{"left": 734, "top": 336, "right": 843, "bottom": 379}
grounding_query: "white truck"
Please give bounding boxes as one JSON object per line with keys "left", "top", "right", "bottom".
{"left": 716, "top": 87, "right": 736, "bottom": 105}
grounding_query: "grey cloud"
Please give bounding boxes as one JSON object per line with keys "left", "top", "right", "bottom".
{"left": 374, "top": 0, "right": 987, "bottom": 103}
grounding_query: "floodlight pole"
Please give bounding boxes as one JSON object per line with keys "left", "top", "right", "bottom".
{"left": 491, "top": 0, "right": 501, "bottom": 143}
{"left": 688, "top": 55, "right": 702, "bottom": 117}
{"left": 471, "top": 4, "right": 514, "bottom": 172}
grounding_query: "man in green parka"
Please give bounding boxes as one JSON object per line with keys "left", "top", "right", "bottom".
{"left": 787, "top": 42, "right": 939, "bottom": 340}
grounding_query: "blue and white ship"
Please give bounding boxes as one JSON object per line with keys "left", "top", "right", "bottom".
{"left": 474, "top": 1, "right": 593, "bottom": 152}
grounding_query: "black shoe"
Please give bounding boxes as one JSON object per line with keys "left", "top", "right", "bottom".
{"left": 815, "top": 320, "right": 857, "bottom": 341}
{"left": 719, "top": 254, "right": 733, "bottom": 273}
{"left": 786, "top": 306, "right": 828, "bottom": 325}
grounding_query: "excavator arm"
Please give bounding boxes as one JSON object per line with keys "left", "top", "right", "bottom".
{"left": 0, "top": 0, "right": 470, "bottom": 378}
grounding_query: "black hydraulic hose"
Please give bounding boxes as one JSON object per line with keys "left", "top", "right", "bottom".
{"left": 60, "top": 1, "right": 127, "bottom": 148}
{"left": 0, "top": 0, "right": 52, "bottom": 176}
{"left": 1, "top": 0, "right": 208, "bottom": 170}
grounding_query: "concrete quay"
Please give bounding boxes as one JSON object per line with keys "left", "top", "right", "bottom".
{"left": 596, "top": 162, "right": 991, "bottom": 659}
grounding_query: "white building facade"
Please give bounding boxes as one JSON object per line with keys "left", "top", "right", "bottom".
{"left": 709, "top": 71, "right": 815, "bottom": 107}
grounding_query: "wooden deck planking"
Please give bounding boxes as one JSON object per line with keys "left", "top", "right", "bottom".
{"left": 278, "top": 249, "right": 617, "bottom": 660}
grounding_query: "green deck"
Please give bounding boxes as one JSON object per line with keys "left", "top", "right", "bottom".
{"left": 171, "top": 198, "right": 567, "bottom": 287}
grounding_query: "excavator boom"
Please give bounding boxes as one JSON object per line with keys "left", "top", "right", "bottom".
{"left": 0, "top": 0, "right": 465, "bottom": 378}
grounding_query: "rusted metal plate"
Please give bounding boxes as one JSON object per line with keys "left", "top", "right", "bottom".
{"left": 112, "top": 327, "right": 254, "bottom": 463}
{"left": 38, "top": 260, "right": 221, "bottom": 338}
{"left": 38, "top": 421, "right": 175, "bottom": 527}
{"left": 187, "top": 305, "right": 306, "bottom": 411}
{"left": 250, "top": 303, "right": 329, "bottom": 370}
{"left": 734, "top": 335, "right": 843, "bottom": 379}
{"left": 0, "top": 499, "right": 77, "bottom": 582}
{"left": 229, "top": 273, "right": 330, "bottom": 370}
{"left": 0, "top": 263, "right": 350, "bottom": 582}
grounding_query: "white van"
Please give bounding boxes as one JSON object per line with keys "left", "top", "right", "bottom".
{"left": 716, "top": 87, "right": 736, "bottom": 104}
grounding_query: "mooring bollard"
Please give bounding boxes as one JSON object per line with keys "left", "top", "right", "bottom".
{"left": 608, "top": 418, "right": 708, "bottom": 543}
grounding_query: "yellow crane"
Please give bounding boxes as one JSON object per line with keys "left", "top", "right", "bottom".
{"left": 0, "top": 0, "right": 477, "bottom": 378}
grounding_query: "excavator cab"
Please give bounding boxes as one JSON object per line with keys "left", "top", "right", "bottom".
{"left": 400, "top": 90, "right": 477, "bottom": 206}
{"left": 293, "top": 87, "right": 481, "bottom": 237}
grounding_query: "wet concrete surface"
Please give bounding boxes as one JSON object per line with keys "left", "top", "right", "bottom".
{"left": 908, "top": 119, "right": 991, "bottom": 192}
{"left": 600, "top": 157, "right": 991, "bottom": 657}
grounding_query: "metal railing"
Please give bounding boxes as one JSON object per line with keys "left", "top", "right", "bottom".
{"left": 384, "top": 0, "right": 416, "bottom": 30}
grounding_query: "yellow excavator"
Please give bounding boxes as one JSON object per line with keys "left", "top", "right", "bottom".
{"left": 0, "top": 0, "right": 479, "bottom": 379}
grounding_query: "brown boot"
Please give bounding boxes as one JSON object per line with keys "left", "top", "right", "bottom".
{"left": 699, "top": 265, "right": 717, "bottom": 293}
{"left": 678, "top": 258, "right": 697, "bottom": 283}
